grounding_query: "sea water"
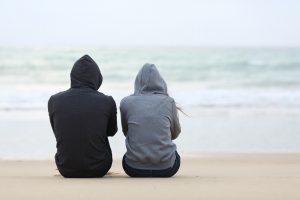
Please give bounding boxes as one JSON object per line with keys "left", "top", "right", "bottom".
{"left": 0, "top": 47, "right": 300, "bottom": 159}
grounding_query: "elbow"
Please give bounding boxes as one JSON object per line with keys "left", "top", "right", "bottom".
{"left": 172, "top": 135, "right": 178, "bottom": 140}
{"left": 171, "top": 132, "right": 179, "bottom": 140}
{"left": 122, "top": 129, "right": 128, "bottom": 137}
{"left": 171, "top": 128, "right": 181, "bottom": 140}
{"left": 108, "top": 127, "right": 118, "bottom": 137}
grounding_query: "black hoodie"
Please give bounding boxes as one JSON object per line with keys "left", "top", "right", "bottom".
{"left": 48, "top": 55, "right": 117, "bottom": 177}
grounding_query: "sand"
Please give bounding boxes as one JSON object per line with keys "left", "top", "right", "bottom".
{"left": 0, "top": 154, "right": 300, "bottom": 200}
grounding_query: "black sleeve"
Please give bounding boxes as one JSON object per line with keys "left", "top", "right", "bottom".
{"left": 107, "top": 96, "right": 118, "bottom": 137}
{"left": 48, "top": 96, "right": 56, "bottom": 136}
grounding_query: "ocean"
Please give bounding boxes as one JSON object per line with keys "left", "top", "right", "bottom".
{"left": 0, "top": 47, "right": 300, "bottom": 159}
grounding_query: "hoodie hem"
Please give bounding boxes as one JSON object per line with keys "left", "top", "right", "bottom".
{"left": 124, "top": 153, "right": 176, "bottom": 170}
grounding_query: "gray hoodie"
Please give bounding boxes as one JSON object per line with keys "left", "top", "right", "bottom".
{"left": 120, "top": 63, "right": 181, "bottom": 170}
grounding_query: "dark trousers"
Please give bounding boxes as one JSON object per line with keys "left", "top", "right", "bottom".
{"left": 57, "top": 139, "right": 113, "bottom": 178}
{"left": 58, "top": 157, "right": 112, "bottom": 178}
{"left": 122, "top": 151, "right": 181, "bottom": 177}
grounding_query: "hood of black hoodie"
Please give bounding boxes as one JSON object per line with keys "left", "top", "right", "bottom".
{"left": 70, "top": 55, "right": 102, "bottom": 90}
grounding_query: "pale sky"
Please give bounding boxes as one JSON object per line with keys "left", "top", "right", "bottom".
{"left": 1, "top": 0, "right": 300, "bottom": 47}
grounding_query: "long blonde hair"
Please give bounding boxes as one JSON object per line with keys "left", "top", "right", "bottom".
{"left": 175, "top": 103, "right": 189, "bottom": 116}
{"left": 164, "top": 84, "right": 189, "bottom": 116}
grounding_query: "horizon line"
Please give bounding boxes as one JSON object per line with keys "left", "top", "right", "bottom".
{"left": 1, "top": 44, "right": 300, "bottom": 49}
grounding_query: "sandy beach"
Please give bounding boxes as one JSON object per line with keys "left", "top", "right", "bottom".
{"left": 0, "top": 154, "right": 300, "bottom": 200}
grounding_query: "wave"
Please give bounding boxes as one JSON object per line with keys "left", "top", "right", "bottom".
{"left": 1, "top": 88, "right": 300, "bottom": 111}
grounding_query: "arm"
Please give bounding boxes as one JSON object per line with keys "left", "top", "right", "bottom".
{"left": 48, "top": 96, "right": 56, "bottom": 136}
{"left": 107, "top": 97, "right": 118, "bottom": 137}
{"left": 120, "top": 100, "right": 128, "bottom": 136}
{"left": 170, "top": 101, "right": 181, "bottom": 140}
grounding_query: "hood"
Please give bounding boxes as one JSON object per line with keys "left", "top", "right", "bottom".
{"left": 134, "top": 63, "right": 167, "bottom": 95}
{"left": 70, "top": 55, "right": 102, "bottom": 90}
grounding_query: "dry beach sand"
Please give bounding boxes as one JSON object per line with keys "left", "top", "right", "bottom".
{"left": 0, "top": 154, "right": 300, "bottom": 200}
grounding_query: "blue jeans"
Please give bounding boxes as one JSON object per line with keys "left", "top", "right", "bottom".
{"left": 122, "top": 151, "right": 181, "bottom": 177}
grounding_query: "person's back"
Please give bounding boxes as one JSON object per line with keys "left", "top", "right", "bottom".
{"left": 48, "top": 55, "right": 117, "bottom": 178}
{"left": 120, "top": 63, "right": 181, "bottom": 177}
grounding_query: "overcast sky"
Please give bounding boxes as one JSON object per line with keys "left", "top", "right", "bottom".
{"left": 1, "top": 0, "right": 299, "bottom": 47}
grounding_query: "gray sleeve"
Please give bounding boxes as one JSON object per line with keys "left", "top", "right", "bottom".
{"left": 120, "top": 100, "right": 128, "bottom": 136}
{"left": 170, "top": 101, "right": 181, "bottom": 140}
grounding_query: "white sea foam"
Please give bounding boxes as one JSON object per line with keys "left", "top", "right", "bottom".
{"left": 1, "top": 87, "right": 299, "bottom": 111}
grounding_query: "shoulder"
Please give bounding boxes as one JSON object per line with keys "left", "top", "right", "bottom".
{"left": 48, "top": 89, "right": 70, "bottom": 103}
{"left": 48, "top": 90, "right": 70, "bottom": 112}
{"left": 96, "top": 92, "right": 116, "bottom": 105}
{"left": 157, "top": 95, "right": 175, "bottom": 105}
{"left": 164, "top": 95, "right": 175, "bottom": 103}
{"left": 159, "top": 95, "right": 176, "bottom": 112}
{"left": 120, "top": 95, "right": 136, "bottom": 108}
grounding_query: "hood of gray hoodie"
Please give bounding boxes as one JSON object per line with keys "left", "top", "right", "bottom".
{"left": 134, "top": 63, "right": 167, "bottom": 95}
{"left": 70, "top": 55, "right": 102, "bottom": 90}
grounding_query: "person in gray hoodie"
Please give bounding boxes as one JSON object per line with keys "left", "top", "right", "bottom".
{"left": 120, "top": 63, "right": 181, "bottom": 177}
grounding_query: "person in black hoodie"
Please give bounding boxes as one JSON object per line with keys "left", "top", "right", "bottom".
{"left": 48, "top": 55, "right": 117, "bottom": 178}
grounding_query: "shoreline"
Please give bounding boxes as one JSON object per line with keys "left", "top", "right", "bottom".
{"left": 1, "top": 153, "right": 300, "bottom": 200}
{"left": 2, "top": 152, "right": 300, "bottom": 161}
